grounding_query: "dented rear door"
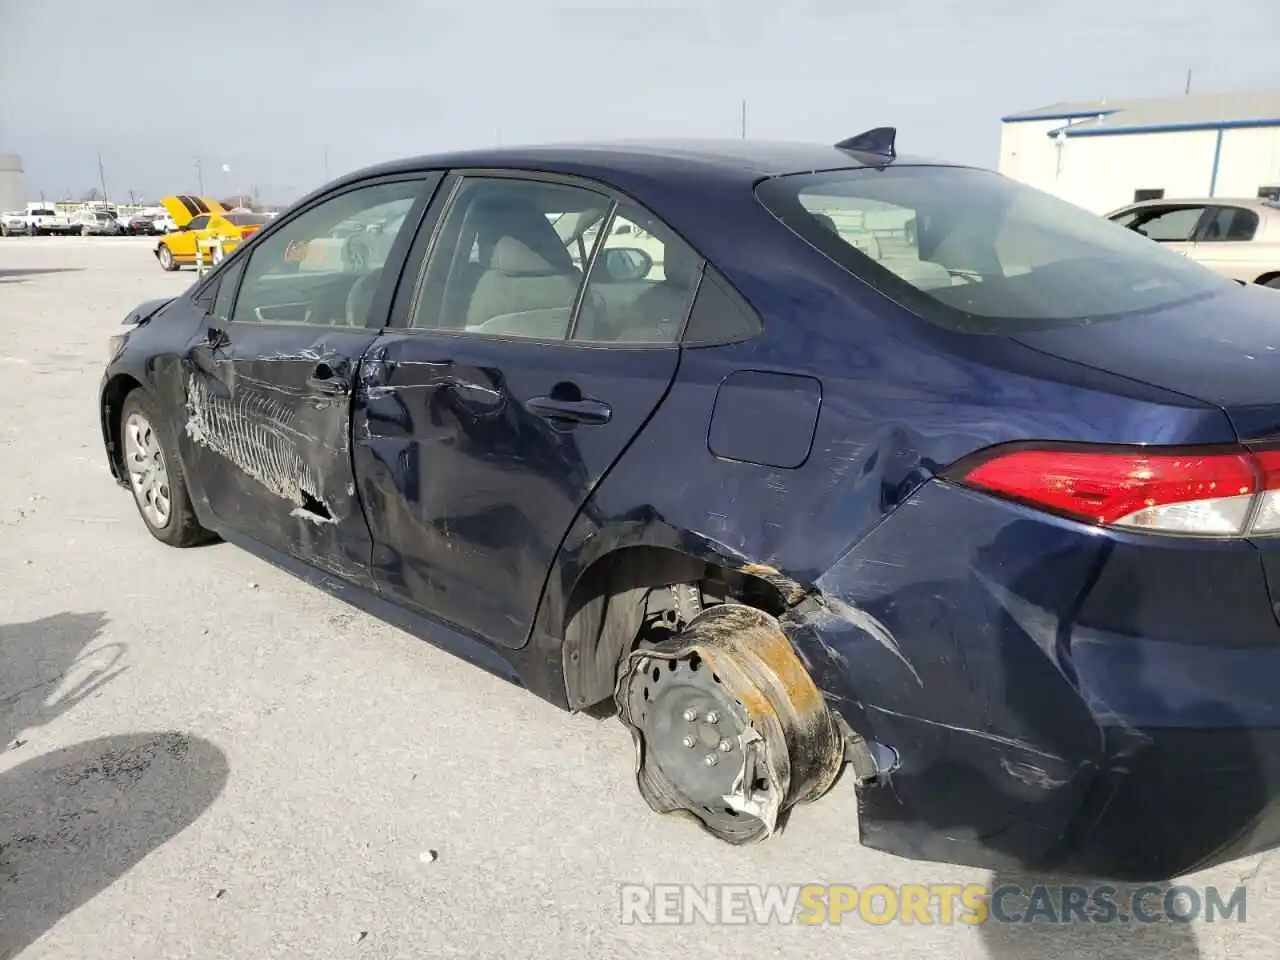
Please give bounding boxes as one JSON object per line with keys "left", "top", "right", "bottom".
{"left": 177, "top": 175, "right": 439, "bottom": 587}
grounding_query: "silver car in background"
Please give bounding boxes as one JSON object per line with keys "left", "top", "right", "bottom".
{"left": 1106, "top": 196, "right": 1280, "bottom": 288}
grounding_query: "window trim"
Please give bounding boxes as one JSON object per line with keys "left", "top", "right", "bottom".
{"left": 392, "top": 167, "right": 709, "bottom": 351}
{"left": 218, "top": 172, "right": 441, "bottom": 332}
{"left": 208, "top": 255, "right": 248, "bottom": 322}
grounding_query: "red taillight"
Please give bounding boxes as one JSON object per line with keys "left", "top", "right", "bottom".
{"left": 952, "top": 444, "right": 1280, "bottom": 537}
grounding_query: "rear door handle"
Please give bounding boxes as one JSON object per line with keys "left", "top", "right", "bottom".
{"left": 306, "top": 362, "right": 349, "bottom": 396}
{"left": 525, "top": 396, "right": 612, "bottom": 425}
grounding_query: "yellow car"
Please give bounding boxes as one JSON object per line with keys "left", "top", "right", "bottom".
{"left": 154, "top": 195, "right": 268, "bottom": 271}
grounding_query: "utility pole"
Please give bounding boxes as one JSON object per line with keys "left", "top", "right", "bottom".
{"left": 1185, "top": 69, "right": 1193, "bottom": 95}
{"left": 194, "top": 157, "right": 204, "bottom": 194}
{"left": 97, "top": 153, "right": 109, "bottom": 202}
{"left": 128, "top": 190, "right": 137, "bottom": 207}
{"left": 323, "top": 147, "right": 330, "bottom": 181}
{"left": 740, "top": 99, "right": 747, "bottom": 139}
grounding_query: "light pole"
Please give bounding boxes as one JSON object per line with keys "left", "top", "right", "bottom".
{"left": 194, "top": 157, "right": 204, "bottom": 194}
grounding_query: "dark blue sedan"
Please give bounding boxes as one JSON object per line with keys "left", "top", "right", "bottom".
{"left": 99, "top": 129, "right": 1280, "bottom": 880}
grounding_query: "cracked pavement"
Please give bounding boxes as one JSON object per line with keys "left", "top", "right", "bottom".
{"left": 1, "top": 237, "right": 1279, "bottom": 959}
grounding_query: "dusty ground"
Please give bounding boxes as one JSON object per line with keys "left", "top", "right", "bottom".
{"left": 1, "top": 236, "right": 1277, "bottom": 959}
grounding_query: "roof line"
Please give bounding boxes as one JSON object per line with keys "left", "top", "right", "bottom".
{"left": 1057, "top": 117, "right": 1280, "bottom": 138}
{"left": 1002, "top": 108, "right": 1122, "bottom": 123}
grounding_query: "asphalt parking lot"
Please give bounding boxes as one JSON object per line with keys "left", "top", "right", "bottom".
{"left": 1, "top": 236, "right": 1277, "bottom": 959}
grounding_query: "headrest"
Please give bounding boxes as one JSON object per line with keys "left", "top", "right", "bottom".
{"left": 470, "top": 196, "right": 575, "bottom": 274}
{"left": 490, "top": 235, "right": 565, "bottom": 276}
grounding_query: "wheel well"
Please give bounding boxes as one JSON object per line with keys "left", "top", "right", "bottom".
{"left": 560, "top": 545, "right": 796, "bottom": 712}
{"left": 102, "top": 374, "right": 144, "bottom": 477}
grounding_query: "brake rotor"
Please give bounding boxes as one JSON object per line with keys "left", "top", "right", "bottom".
{"left": 615, "top": 602, "right": 845, "bottom": 843}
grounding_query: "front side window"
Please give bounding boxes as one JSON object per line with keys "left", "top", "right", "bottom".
{"left": 757, "top": 166, "right": 1230, "bottom": 333}
{"left": 230, "top": 179, "right": 424, "bottom": 327}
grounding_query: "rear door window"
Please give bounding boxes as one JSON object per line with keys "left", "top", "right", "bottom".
{"left": 1199, "top": 206, "right": 1260, "bottom": 242}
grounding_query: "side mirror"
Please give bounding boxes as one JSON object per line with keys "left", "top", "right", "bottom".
{"left": 602, "top": 246, "right": 653, "bottom": 283}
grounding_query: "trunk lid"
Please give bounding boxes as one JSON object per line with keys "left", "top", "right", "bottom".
{"left": 1012, "top": 283, "right": 1280, "bottom": 441}
{"left": 158, "top": 195, "right": 226, "bottom": 228}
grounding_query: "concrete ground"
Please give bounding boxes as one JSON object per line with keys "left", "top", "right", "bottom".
{"left": 0, "top": 236, "right": 1277, "bottom": 959}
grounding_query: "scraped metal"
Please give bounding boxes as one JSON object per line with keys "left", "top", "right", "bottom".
{"left": 615, "top": 603, "right": 845, "bottom": 844}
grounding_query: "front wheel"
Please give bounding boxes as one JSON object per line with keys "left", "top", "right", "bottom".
{"left": 157, "top": 244, "right": 178, "bottom": 271}
{"left": 119, "top": 390, "right": 210, "bottom": 547}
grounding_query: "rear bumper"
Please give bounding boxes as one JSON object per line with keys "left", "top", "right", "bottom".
{"left": 786, "top": 478, "right": 1280, "bottom": 880}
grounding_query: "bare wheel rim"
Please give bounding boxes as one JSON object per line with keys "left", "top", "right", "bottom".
{"left": 123, "top": 411, "right": 172, "bottom": 528}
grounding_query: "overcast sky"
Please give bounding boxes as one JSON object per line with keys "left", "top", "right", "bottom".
{"left": 1, "top": 0, "right": 1278, "bottom": 204}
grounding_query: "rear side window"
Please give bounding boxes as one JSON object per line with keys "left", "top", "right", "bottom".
{"left": 756, "top": 166, "right": 1230, "bottom": 333}
{"left": 682, "top": 266, "right": 762, "bottom": 346}
{"left": 1201, "top": 206, "right": 1259, "bottom": 242}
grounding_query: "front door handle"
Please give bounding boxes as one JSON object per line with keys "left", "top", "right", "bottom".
{"left": 525, "top": 395, "right": 612, "bottom": 425}
{"left": 306, "top": 362, "right": 349, "bottom": 396}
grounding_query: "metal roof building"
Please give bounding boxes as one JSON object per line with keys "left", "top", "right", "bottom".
{"left": 998, "top": 90, "right": 1280, "bottom": 213}
{"left": 0, "top": 154, "right": 25, "bottom": 214}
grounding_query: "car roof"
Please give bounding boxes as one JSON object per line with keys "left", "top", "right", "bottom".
{"left": 329, "top": 138, "right": 951, "bottom": 191}
{"left": 1118, "top": 196, "right": 1280, "bottom": 211}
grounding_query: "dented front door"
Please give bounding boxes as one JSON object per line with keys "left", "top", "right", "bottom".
{"left": 178, "top": 176, "right": 436, "bottom": 587}
{"left": 183, "top": 323, "right": 382, "bottom": 586}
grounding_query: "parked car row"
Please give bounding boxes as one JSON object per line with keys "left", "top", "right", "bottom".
{"left": 1, "top": 204, "right": 180, "bottom": 236}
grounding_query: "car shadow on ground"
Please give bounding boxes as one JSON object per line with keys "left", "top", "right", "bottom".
{"left": 0, "top": 732, "right": 229, "bottom": 958}
{"left": 0, "top": 268, "right": 83, "bottom": 283}
{"left": 0, "top": 614, "right": 230, "bottom": 957}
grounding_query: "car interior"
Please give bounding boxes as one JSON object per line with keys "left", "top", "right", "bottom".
{"left": 416, "top": 184, "right": 704, "bottom": 343}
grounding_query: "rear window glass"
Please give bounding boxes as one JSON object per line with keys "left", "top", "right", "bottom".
{"left": 755, "top": 165, "right": 1230, "bottom": 333}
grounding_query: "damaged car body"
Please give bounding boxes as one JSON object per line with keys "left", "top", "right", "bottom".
{"left": 101, "top": 131, "right": 1280, "bottom": 881}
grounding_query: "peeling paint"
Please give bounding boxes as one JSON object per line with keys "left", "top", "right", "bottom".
{"left": 866, "top": 703, "right": 1068, "bottom": 763}
{"left": 1001, "top": 757, "right": 1070, "bottom": 790}
{"left": 290, "top": 506, "right": 338, "bottom": 525}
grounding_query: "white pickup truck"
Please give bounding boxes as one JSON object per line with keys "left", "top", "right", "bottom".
{"left": 18, "top": 205, "right": 74, "bottom": 235}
